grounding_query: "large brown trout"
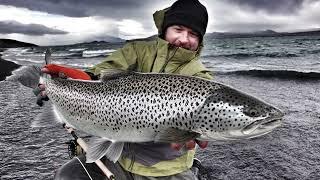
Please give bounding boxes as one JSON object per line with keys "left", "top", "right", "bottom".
{"left": 7, "top": 50, "right": 284, "bottom": 162}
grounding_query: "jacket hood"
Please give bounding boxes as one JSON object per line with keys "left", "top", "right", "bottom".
{"left": 153, "top": 8, "right": 169, "bottom": 36}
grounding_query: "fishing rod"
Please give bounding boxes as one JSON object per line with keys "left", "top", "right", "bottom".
{"left": 63, "top": 123, "right": 115, "bottom": 180}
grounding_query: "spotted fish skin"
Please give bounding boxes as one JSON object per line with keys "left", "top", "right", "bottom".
{"left": 45, "top": 72, "right": 284, "bottom": 142}
{"left": 46, "top": 73, "right": 209, "bottom": 142}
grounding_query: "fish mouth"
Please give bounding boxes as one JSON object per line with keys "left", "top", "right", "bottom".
{"left": 199, "top": 109, "right": 284, "bottom": 141}
{"left": 217, "top": 113, "right": 283, "bottom": 140}
{"left": 241, "top": 107, "right": 284, "bottom": 137}
{"left": 241, "top": 116, "right": 283, "bottom": 136}
{"left": 207, "top": 116, "right": 283, "bottom": 141}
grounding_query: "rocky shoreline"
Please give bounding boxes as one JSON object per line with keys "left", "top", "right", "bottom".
{"left": 0, "top": 49, "right": 21, "bottom": 81}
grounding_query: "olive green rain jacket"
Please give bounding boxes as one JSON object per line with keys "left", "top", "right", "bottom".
{"left": 86, "top": 8, "right": 212, "bottom": 177}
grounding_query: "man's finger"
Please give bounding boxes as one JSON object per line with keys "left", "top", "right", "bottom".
{"left": 185, "top": 140, "right": 196, "bottom": 150}
{"left": 196, "top": 140, "right": 208, "bottom": 149}
{"left": 41, "top": 91, "right": 47, "bottom": 97}
{"left": 41, "top": 68, "right": 50, "bottom": 74}
{"left": 171, "top": 143, "right": 183, "bottom": 151}
{"left": 38, "top": 84, "right": 45, "bottom": 90}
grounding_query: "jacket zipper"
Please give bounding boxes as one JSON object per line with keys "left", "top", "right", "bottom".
{"left": 159, "top": 44, "right": 178, "bottom": 73}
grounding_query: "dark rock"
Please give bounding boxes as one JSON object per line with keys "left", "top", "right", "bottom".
{"left": 0, "top": 39, "right": 38, "bottom": 48}
{"left": 0, "top": 56, "right": 21, "bottom": 81}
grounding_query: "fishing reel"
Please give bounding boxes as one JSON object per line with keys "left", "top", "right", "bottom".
{"left": 65, "top": 139, "right": 84, "bottom": 159}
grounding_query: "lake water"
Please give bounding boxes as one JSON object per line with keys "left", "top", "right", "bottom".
{"left": 1, "top": 35, "right": 320, "bottom": 179}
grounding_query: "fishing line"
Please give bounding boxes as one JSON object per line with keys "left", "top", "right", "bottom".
{"left": 63, "top": 123, "right": 115, "bottom": 180}
{"left": 75, "top": 156, "right": 93, "bottom": 180}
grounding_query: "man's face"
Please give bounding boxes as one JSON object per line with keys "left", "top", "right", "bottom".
{"left": 164, "top": 25, "right": 200, "bottom": 51}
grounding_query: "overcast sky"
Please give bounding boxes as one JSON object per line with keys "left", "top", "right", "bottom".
{"left": 0, "top": 0, "right": 319, "bottom": 45}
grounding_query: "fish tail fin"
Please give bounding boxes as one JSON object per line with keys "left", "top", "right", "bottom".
{"left": 5, "top": 65, "right": 42, "bottom": 89}
{"left": 5, "top": 48, "right": 51, "bottom": 88}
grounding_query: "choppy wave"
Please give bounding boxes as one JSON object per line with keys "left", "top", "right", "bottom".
{"left": 68, "top": 48, "right": 87, "bottom": 52}
{"left": 203, "top": 52, "right": 299, "bottom": 59}
{"left": 82, "top": 49, "right": 116, "bottom": 58}
{"left": 215, "top": 69, "right": 320, "bottom": 80}
{"left": 48, "top": 50, "right": 114, "bottom": 58}
{"left": 307, "top": 49, "right": 320, "bottom": 54}
{"left": 52, "top": 52, "right": 81, "bottom": 57}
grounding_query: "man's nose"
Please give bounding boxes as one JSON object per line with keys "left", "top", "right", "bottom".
{"left": 178, "top": 31, "right": 189, "bottom": 44}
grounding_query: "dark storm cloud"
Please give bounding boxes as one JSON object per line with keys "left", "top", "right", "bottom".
{"left": 226, "top": 0, "right": 304, "bottom": 14}
{"left": 0, "top": 21, "right": 68, "bottom": 35}
{"left": 0, "top": 0, "right": 152, "bottom": 19}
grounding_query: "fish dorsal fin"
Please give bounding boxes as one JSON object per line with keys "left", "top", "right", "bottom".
{"left": 154, "top": 128, "right": 201, "bottom": 143}
{"left": 101, "top": 69, "right": 135, "bottom": 82}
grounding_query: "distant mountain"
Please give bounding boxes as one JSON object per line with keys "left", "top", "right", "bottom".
{"left": 71, "top": 40, "right": 124, "bottom": 47}
{"left": 253, "top": 29, "right": 278, "bottom": 34}
{"left": 0, "top": 39, "right": 38, "bottom": 48}
{"left": 61, "top": 36, "right": 125, "bottom": 47}
{"left": 93, "top": 36, "right": 125, "bottom": 43}
{"left": 83, "top": 35, "right": 125, "bottom": 44}
{"left": 207, "top": 29, "right": 320, "bottom": 39}
{"left": 126, "top": 35, "right": 157, "bottom": 42}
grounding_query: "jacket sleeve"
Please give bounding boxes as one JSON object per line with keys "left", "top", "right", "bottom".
{"left": 194, "top": 71, "right": 213, "bottom": 80}
{"left": 85, "top": 42, "right": 138, "bottom": 78}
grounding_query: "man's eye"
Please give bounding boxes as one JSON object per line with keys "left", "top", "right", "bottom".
{"left": 190, "top": 32, "right": 199, "bottom": 37}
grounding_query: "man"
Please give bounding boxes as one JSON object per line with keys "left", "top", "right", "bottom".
{"left": 40, "top": 0, "right": 212, "bottom": 179}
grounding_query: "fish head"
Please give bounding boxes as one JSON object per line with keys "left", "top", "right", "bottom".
{"left": 195, "top": 84, "right": 284, "bottom": 141}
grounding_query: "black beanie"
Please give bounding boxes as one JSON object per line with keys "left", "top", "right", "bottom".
{"left": 162, "top": 0, "right": 208, "bottom": 40}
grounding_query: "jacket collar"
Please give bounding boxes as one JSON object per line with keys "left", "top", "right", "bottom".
{"left": 156, "top": 37, "right": 199, "bottom": 63}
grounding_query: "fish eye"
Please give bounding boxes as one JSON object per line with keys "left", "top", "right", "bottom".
{"left": 249, "top": 108, "right": 259, "bottom": 117}
{"left": 243, "top": 107, "right": 260, "bottom": 117}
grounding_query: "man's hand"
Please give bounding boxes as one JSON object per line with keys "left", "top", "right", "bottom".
{"left": 33, "top": 67, "right": 64, "bottom": 106}
{"left": 171, "top": 140, "right": 208, "bottom": 151}
{"left": 34, "top": 64, "right": 91, "bottom": 106}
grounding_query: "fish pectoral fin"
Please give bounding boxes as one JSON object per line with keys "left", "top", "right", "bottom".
{"left": 86, "top": 137, "right": 112, "bottom": 163}
{"left": 86, "top": 138, "right": 124, "bottom": 163}
{"left": 155, "top": 128, "right": 201, "bottom": 143}
{"left": 104, "top": 142, "right": 124, "bottom": 163}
